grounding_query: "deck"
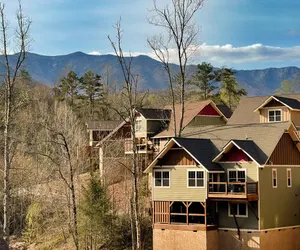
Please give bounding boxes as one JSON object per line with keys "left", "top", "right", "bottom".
{"left": 207, "top": 181, "right": 259, "bottom": 201}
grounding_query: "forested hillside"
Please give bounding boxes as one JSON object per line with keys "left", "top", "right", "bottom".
{"left": 3, "top": 52, "right": 300, "bottom": 96}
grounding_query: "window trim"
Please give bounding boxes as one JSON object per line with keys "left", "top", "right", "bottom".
{"left": 153, "top": 169, "right": 171, "bottom": 188}
{"left": 227, "top": 169, "right": 247, "bottom": 183}
{"left": 135, "top": 119, "right": 143, "bottom": 132}
{"left": 187, "top": 169, "right": 205, "bottom": 189}
{"left": 228, "top": 202, "right": 248, "bottom": 218}
{"left": 268, "top": 109, "right": 282, "bottom": 123}
{"left": 272, "top": 168, "right": 277, "bottom": 188}
{"left": 287, "top": 168, "right": 292, "bottom": 188}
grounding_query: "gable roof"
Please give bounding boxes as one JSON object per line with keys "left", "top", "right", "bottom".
{"left": 154, "top": 100, "right": 228, "bottom": 137}
{"left": 254, "top": 95, "right": 300, "bottom": 112}
{"left": 135, "top": 108, "right": 171, "bottom": 120}
{"left": 182, "top": 121, "right": 294, "bottom": 163}
{"left": 144, "top": 137, "right": 224, "bottom": 173}
{"left": 228, "top": 94, "right": 300, "bottom": 125}
{"left": 216, "top": 104, "right": 233, "bottom": 118}
{"left": 213, "top": 140, "right": 267, "bottom": 166}
{"left": 95, "top": 120, "right": 130, "bottom": 147}
{"left": 86, "top": 120, "right": 122, "bottom": 130}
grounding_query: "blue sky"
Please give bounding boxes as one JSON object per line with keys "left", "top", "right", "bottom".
{"left": 4, "top": 0, "right": 300, "bottom": 69}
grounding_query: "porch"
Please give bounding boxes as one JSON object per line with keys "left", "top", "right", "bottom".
{"left": 124, "top": 137, "right": 154, "bottom": 154}
{"left": 207, "top": 181, "right": 259, "bottom": 201}
{"left": 152, "top": 201, "right": 218, "bottom": 230}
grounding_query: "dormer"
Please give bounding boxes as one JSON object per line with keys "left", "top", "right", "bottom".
{"left": 254, "top": 95, "right": 300, "bottom": 125}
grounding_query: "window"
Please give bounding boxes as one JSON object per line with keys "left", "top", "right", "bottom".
{"left": 268, "top": 110, "right": 281, "bottom": 122}
{"left": 188, "top": 170, "right": 204, "bottom": 188}
{"left": 228, "top": 202, "right": 248, "bottom": 217}
{"left": 287, "top": 169, "right": 292, "bottom": 187}
{"left": 154, "top": 171, "right": 170, "bottom": 187}
{"left": 228, "top": 169, "right": 246, "bottom": 182}
{"left": 272, "top": 169, "right": 277, "bottom": 188}
{"left": 135, "top": 120, "right": 142, "bottom": 132}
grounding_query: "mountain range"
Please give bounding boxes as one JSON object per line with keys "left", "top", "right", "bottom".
{"left": 3, "top": 52, "right": 300, "bottom": 96}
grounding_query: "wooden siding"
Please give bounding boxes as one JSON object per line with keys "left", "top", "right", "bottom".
{"left": 290, "top": 111, "right": 300, "bottom": 126}
{"left": 188, "top": 116, "right": 226, "bottom": 127}
{"left": 221, "top": 146, "right": 251, "bottom": 162}
{"left": 153, "top": 201, "right": 170, "bottom": 224}
{"left": 219, "top": 162, "right": 258, "bottom": 182}
{"left": 268, "top": 133, "right": 300, "bottom": 165}
{"left": 259, "top": 167, "right": 300, "bottom": 229}
{"left": 217, "top": 201, "right": 259, "bottom": 229}
{"left": 198, "top": 104, "right": 220, "bottom": 116}
{"left": 158, "top": 149, "right": 196, "bottom": 166}
{"left": 259, "top": 107, "right": 290, "bottom": 123}
{"left": 153, "top": 166, "right": 207, "bottom": 202}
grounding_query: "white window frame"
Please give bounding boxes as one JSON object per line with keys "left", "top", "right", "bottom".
{"left": 227, "top": 169, "right": 247, "bottom": 182}
{"left": 153, "top": 170, "right": 170, "bottom": 188}
{"left": 187, "top": 169, "right": 205, "bottom": 188}
{"left": 228, "top": 202, "right": 248, "bottom": 218}
{"left": 287, "top": 168, "right": 292, "bottom": 188}
{"left": 268, "top": 109, "right": 282, "bottom": 123}
{"left": 135, "top": 119, "right": 143, "bottom": 132}
{"left": 272, "top": 168, "right": 277, "bottom": 188}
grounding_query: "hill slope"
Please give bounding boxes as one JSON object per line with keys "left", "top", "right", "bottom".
{"left": 2, "top": 52, "right": 300, "bottom": 96}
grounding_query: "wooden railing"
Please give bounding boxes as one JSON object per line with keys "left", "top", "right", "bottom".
{"left": 208, "top": 181, "right": 258, "bottom": 199}
{"left": 124, "top": 138, "right": 153, "bottom": 154}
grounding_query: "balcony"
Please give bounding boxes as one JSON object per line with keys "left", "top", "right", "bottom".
{"left": 207, "top": 182, "right": 259, "bottom": 201}
{"left": 124, "top": 138, "right": 153, "bottom": 154}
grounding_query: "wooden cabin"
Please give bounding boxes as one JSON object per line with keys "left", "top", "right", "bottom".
{"left": 145, "top": 122, "right": 300, "bottom": 250}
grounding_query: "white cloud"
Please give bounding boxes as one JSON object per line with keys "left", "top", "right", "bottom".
{"left": 88, "top": 51, "right": 102, "bottom": 56}
{"left": 89, "top": 43, "right": 300, "bottom": 65}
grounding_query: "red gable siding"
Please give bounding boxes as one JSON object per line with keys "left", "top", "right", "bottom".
{"left": 198, "top": 104, "right": 220, "bottom": 116}
{"left": 221, "top": 146, "right": 251, "bottom": 162}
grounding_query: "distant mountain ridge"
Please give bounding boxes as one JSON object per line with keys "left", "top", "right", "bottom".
{"left": 2, "top": 52, "right": 300, "bottom": 96}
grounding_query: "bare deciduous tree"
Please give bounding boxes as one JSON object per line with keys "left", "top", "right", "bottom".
{"left": 148, "top": 0, "right": 204, "bottom": 136}
{"left": 108, "top": 20, "right": 147, "bottom": 250}
{"left": 34, "top": 103, "right": 88, "bottom": 250}
{"left": 0, "top": 0, "right": 31, "bottom": 243}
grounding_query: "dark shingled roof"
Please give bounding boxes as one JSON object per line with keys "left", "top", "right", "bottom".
{"left": 216, "top": 104, "right": 233, "bottom": 118}
{"left": 231, "top": 140, "right": 268, "bottom": 165}
{"left": 174, "top": 137, "right": 224, "bottom": 171}
{"left": 273, "top": 96, "right": 300, "bottom": 110}
{"left": 135, "top": 108, "right": 172, "bottom": 120}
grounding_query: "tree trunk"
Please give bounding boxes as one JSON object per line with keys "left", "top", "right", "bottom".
{"left": 130, "top": 120, "right": 141, "bottom": 250}
{"left": 70, "top": 173, "right": 79, "bottom": 250}
{"left": 3, "top": 83, "right": 11, "bottom": 243}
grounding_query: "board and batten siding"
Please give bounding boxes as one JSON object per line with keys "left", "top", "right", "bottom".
{"left": 188, "top": 116, "right": 226, "bottom": 127}
{"left": 219, "top": 162, "right": 259, "bottom": 182}
{"left": 268, "top": 133, "right": 300, "bottom": 165}
{"left": 152, "top": 165, "right": 207, "bottom": 202}
{"left": 259, "top": 107, "right": 290, "bottom": 123}
{"left": 259, "top": 166, "right": 300, "bottom": 229}
{"left": 158, "top": 149, "right": 196, "bottom": 166}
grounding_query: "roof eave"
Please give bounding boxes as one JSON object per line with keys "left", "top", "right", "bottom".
{"left": 254, "top": 95, "right": 295, "bottom": 112}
